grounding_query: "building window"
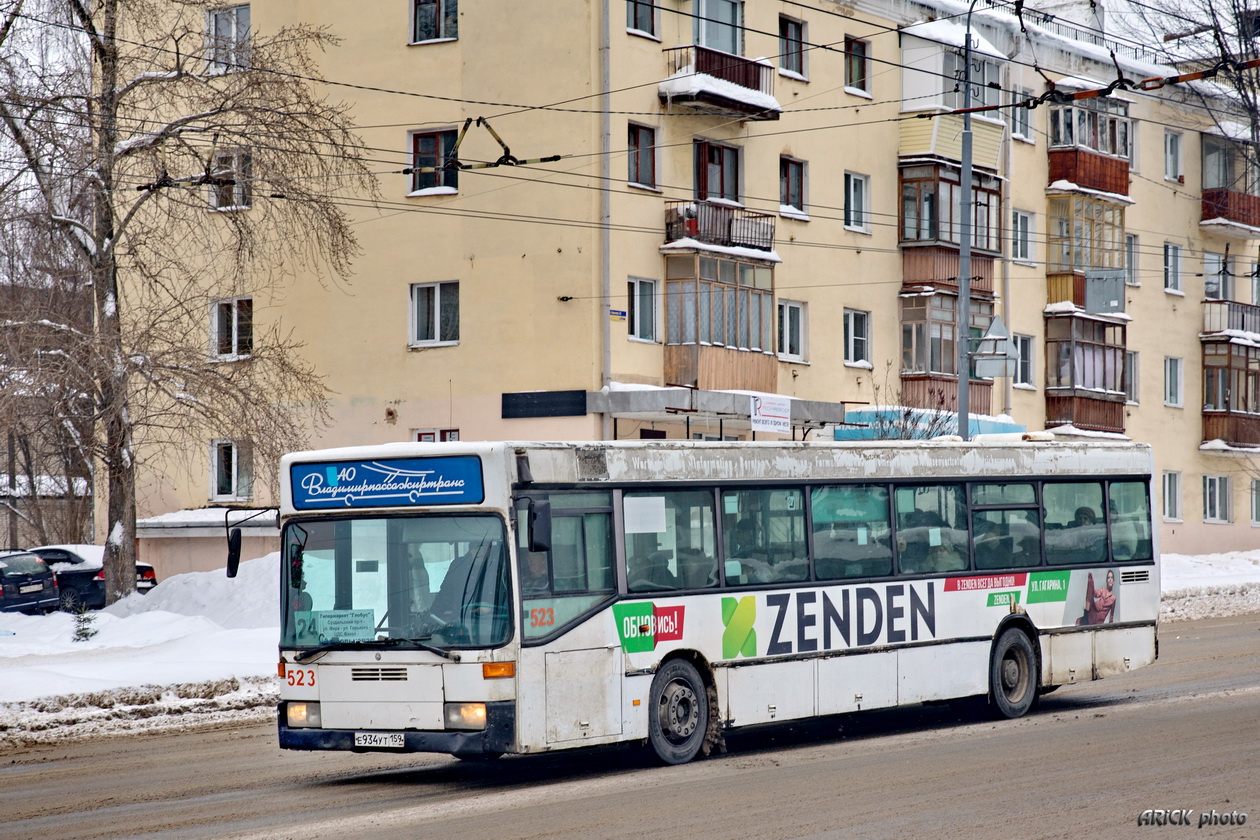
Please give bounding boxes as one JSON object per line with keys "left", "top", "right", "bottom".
{"left": 1045, "top": 315, "right": 1125, "bottom": 394}
{"left": 1009, "top": 89, "right": 1033, "bottom": 141}
{"left": 1014, "top": 333, "right": 1034, "bottom": 386}
{"left": 1204, "top": 475, "right": 1231, "bottom": 523}
{"left": 411, "top": 130, "right": 459, "bottom": 192}
{"left": 627, "top": 0, "right": 656, "bottom": 36}
{"left": 1164, "top": 356, "right": 1183, "bottom": 406}
{"left": 212, "top": 297, "right": 253, "bottom": 359}
{"left": 1046, "top": 195, "right": 1124, "bottom": 273}
{"left": 415, "top": 429, "right": 460, "bottom": 442}
{"left": 844, "top": 37, "right": 869, "bottom": 93}
{"left": 778, "top": 300, "right": 806, "bottom": 361}
{"left": 901, "top": 163, "right": 1003, "bottom": 253}
{"left": 410, "top": 281, "right": 459, "bottom": 345}
{"left": 901, "top": 294, "right": 992, "bottom": 376}
{"left": 627, "top": 277, "right": 657, "bottom": 342}
{"left": 1124, "top": 351, "right": 1139, "bottom": 403}
{"left": 1049, "top": 98, "right": 1130, "bottom": 157}
{"left": 211, "top": 439, "right": 252, "bottom": 501}
{"left": 779, "top": 16, "right": 805, "bottom": 77}
{"left": 844, "top": 308, "right": 870, "bottom": 364}
{"left": 628, "top": 124, "right": 656, "bottom": 188}
{"left": 1125, "top": 234, "right": 1140, "bottom": 286}
{"left": 780, "top": 157, "right": 805, "bottom": 213}
{"left": 1203, "top": 342, "right": 1260, "bottom": 413}
{"left": 695, "top": 0, "right": 742, "bottom": 56}
{"left": 413, "top": 0, "right": 457, "bottom": 43}
{"left": 943, "top": 50, "right": 1000, "bottom": 109}
{"left": 844, "top": 172, "right": 869, "bottom": 232}
{"left": 1011, "top": 210, "right": 1033, "bottom": 262}
{"left": 1164, "top": 130, "right": 1183, "bottom": 182}
{"left": 1252, "top": 479, "right": 1260, "bottom": 524}
{"left": 695, "top": 140, "right": 740, "bottom": 203}
{"left": 209, "top": 149, "right": 251, "bottom": 210}
{"left": 1203, "top": 251, "right": 1233, "bottom": 300}
{"left": 1164, "top": 243, "right": 1182, "bottom": 292}
{"left": 207, "top": 5, "right": 250, "bottom": 72}
{"left": 1163, "top": 471, "right": 1181, "bottom": 521}
{"left": 664, "top": 254, "right": 773, "bottom": 351}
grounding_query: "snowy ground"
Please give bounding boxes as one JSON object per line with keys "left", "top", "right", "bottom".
{"left": 1, "top": 551, "right": 1258, "bottom": 747}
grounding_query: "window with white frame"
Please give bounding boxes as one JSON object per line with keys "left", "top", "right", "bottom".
{"left": 211, "top": 439, "right": 252, "bottom": 501}
{"left": 1164, "top": 356, "right": 1183, "bottom": 406}
{"left": 844, "top": 37, "right": 869, "bottom": 93}
{"left": 1162, "top": 471, "right": 1181, "bottom": 520}
{"left": 1252, "top": 478, "right": 1260, "bottom": 524}
{"left": 627, "top": 277, "right": 657, "bottom": 342}
{"left": 1049, "top": 98, "right": 1130, "bottom": 157}
{"left": 1203, "top": 251, "right": 1233, "bottom": 300}
{"left": 1124, "top": 350, "right": 1139, "bottom": 403}
{"left": 411, "top": 130, "right": 459, "bottom": 192}
{"left": 413, "top": 0, "right": 457, "bottom": 43}
{"left": 1011, "top": 210, "right": 1033, "bottom": 262}
{"left": 1164, "top": 243, "right": 1182, "bottom": 291}
{"left": 628, "top": 124, "right": 656, "bottom": 188}
{"left": 695, "top": 0, "right": 742, "bottom": 55}
{"left": 1204, "top": 474, "right": 1231, "bottom": 523}
{"left": 1164, "top": 130, "right": 1183, "bottom": 182}
{"left": 410, "top": 281, "right": 459, "bottom": 345}
{"left": 1014, "top": 333, "right": 1034, "bottom": 386}
{"left": 207, "top": 5, "right": 250, "bottom": 72}
{"left": 844, "top": 308, "right": 870, "bottom": 364}
{"left": 844, "top": 172, "right": 869, "bottom": 232}
{"left": 212, "top": 296, "right": 252, "bottom": 359}
{"left": 415, "top": 429, "right": 460, "bottom": 442}
{"left": 626, "top": 0, "right": 656, "bottom": 36}
{"left": 780, "top": 157, "right": 805, "bottom": 214}
{"left": 943, "top": 49, "right": 1000, "bottom": 109}
{"left": 779, "top": 16, "right": 805, "bottom": 77}
{"left": 1253, "top": 262, "right": 1260, "bottom": 306}
{"left": 1125, "top": 234, "right": 1140, "bottom": 286}
{"left": 209, "top": 149, "right": 251, "bottom": 210}
{"left": 1009, "top": 88, "right": 1033, "bottom": 141}
{"left": 778, "top": 300, "right": 806, "bottom": 361}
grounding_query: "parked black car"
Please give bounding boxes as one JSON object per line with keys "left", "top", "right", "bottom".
{"left": 28, "top": 545, "right": 157, "bottom": 611}
{"left": 0, "top": 551, "right": 60, "bottom": 614}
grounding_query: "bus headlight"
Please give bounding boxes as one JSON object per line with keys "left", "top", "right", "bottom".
{"left": 444, "top": 702, "right": 487, "bottom": 730}
{"left": 287, "top": 701, "right": 322, "bottom": 728}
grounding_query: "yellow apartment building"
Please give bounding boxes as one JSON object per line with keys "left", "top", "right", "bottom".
{"left": 128, "top": 0, "right": 1260, "bottom": 570}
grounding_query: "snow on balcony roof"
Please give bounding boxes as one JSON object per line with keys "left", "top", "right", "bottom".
{"left": 1047, "top": 179, "right": 1136, "bottom": 206}
{"left": 659, "top": 236, "right": 782, "bottom": 263}
{"left": 1205, "top": 120, "right": 1256, "bottom": 142}
{"left": 1050, "top": 75, "right": 1136, "bottom": 102}
{"left": 658, "top": 67, "right": 782, "bottom": 115}
{"left": 901, "top": 18, "right": 1004, "bottom": 60}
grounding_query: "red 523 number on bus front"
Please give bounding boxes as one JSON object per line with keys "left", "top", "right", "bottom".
{"left": 287, "top": 668, "right": 316, "bottom": 687}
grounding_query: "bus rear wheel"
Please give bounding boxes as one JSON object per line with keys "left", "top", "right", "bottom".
{"left": 648, "top": 659, "right": 708, "bottom": 765}
{"left": 990, "top": 628, "right": 1037, "bottom": 719}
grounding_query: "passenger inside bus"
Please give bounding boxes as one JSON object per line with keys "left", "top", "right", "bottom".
{"left": 628, "top": 548, "right": 678, "bottom": 591}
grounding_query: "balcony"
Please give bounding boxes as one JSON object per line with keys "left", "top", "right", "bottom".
{"left": 665, "top": 200, "right": 776, "bottom": 252}
{"left": 1048, "top": 148, "right": 1130, "bottom": 196}
{"left": 901, "top": 247, "right": 994, "bottom": 294}
{"left": 899, "top": 374, "right": 992, "bottom": 417}
{"left": 899, "top": 112, "right": 1003, "bottom": 171}
{"left": 660, "top": 45, "right": 781, "bottom": 121}
{"left": 1203, "top": 299, "right": 1260, "bottom": 334}
{"left": 1203, "top": 412, "right": 1260, "bottom": 447}
{"left": 1201, "top": 188, "right": 1260, "bottom": 238}
{"left": 1045, "top": 392, "right": 1126, "bottom": 434}
{"left": 665, "top": 344, "right": 777, "bottom": 393}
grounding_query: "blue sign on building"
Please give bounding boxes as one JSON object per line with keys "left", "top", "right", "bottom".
{"left": 290, "top": 456, "right": 484, "bottom": 509}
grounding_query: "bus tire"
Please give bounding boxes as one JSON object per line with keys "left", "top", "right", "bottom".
{"left": 990, "top": 628, "right": 1037, "bottom": 719}
{"left": 648, "top": 659, "right": 708, "bottom": 765}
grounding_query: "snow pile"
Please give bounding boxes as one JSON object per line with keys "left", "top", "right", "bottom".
{"left": 1160, "top": 551, "right": 1260, "bottom": 623}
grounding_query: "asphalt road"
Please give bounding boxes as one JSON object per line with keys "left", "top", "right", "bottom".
{"left": 4, "top": 614, "right": 1258, "bottom": 840}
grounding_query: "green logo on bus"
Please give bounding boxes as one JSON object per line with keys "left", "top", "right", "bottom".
{"left": 613, "top": 602, "right": 685, "bottom": 653}
{"left": 1027, "top": 570, "right": 1072, "bottom": 603}
{"left": 722, "top": 596, "right": 757, "bottom": 659}
{"left": 987, "top": 591, "right": 1020, "bottom": 607}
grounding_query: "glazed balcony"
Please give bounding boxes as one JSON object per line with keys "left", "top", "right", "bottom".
{"left": 1203, "top": 299, "right": 1260, "bottom": 334}
{"left": 665, "top": 200, "right": 776, "bottom": 252}
{"left": 1048, "top": 147, "right": 1130, "bottom": 196}
{"left": 660, "top": 45, "right": 781, "bottom": 120}
{"left": 1201, "top": 188, "right": 1260, "bottom": 238}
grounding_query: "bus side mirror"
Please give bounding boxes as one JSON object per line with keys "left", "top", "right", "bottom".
{"left": 528, "top": 498, "right": 552, "bottom": 553}
{"left": 226, "top": 528, "right": 242, "bottom": 578}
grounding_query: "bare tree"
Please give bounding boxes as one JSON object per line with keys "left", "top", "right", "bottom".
{"left": 862, "top": 362, "right": 958, "bottom": 440}
{"left": 0, "top": 0, "right": 373, "bottom": 602}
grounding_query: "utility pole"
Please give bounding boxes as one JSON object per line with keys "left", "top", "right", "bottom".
{"left": 957, "top": 0, "right": 980, "bottom": 441}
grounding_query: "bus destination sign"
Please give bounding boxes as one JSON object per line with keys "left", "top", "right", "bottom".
{"left": 290, "top": 456, "right": 484, "bottom": 509}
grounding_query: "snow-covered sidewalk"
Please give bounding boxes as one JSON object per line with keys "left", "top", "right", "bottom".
{"left": 1, "top": 551, "right": 1257, "bottom": 746}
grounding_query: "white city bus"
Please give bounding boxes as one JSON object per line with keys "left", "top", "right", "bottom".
{"left": 232, "top": 438, "right": 1158, "bottom": 764}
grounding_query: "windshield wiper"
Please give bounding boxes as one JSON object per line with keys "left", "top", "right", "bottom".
{"left": 294, "top": 637, "right": 460, "bottom": 664}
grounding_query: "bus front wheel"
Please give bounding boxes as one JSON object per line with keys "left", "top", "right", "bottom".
{"left": 648, "top": 659, "right": 708, "bottom": 765}
{"left": 990, "top": 628, "right": 1037, "bottom": 719}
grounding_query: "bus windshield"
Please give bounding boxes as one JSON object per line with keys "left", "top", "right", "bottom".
{"left": 280, "top": 514, "right": 511, "bottom": 650}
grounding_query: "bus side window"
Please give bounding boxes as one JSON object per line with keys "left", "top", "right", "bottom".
{"left": 1044, "top": 482, "right": 1106, "bottom": 565}
{"left": 894, "top": 485, "right": 967, "bottom": 575}
{"left": 1109, "top": 481, "right": 1153, "bottom": 561}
